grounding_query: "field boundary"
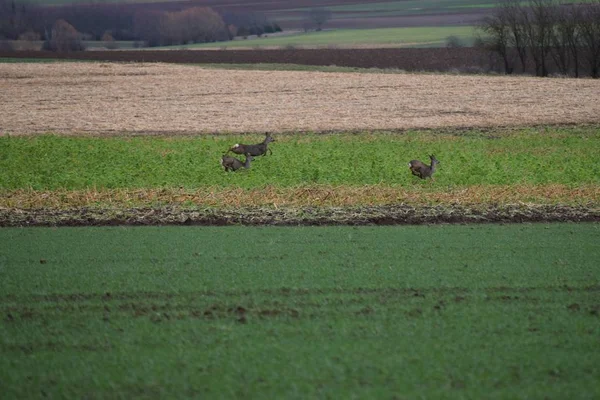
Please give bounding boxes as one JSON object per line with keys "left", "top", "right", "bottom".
{"left": 2, "top": 185, "right": 599, "bottom": 209}
{"left": 1, "top": 204, "right": 598, "bottom": 227}
{"left": 2, "top": 124, "right": 595, "bottom": 138}
{"left": 0, "top": 48, "right": 501, "bottom": 72}
{"left": 2, "top": 47, "right": 597, "bottom": 76}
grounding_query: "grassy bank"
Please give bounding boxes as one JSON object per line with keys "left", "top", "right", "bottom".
{"left": 1, "top": 127, "right": 599, "bottom": 192}
{"left": 1, "top": 224, "right": 599, "bottom": 399}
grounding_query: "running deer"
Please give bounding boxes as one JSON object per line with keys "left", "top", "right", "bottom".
{"left": 228, "top": 133, "right": 275, "bottom": 157}
{"left": 220, "top": 154, "right": 254, "bottom": 172}
{"left": 408, "top": 154, "right": 440, "bottom": 179}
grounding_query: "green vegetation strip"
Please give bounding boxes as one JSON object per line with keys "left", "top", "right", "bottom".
{"left": 0, "top": 57, "right": 69, "bottom": 63}
{"left": 2, "top": 127, "right": 599, "bottom": 190}
{"left": 1, "top": 224, "right": 599, "bottom": 398}
{"left": 179, "top": 26, "right": 476, "bottom": 49}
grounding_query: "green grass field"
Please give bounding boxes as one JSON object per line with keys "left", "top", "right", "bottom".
{"left": 1, "top": 223, "right": 599, "bottom": 399}
{"left": 1, "top": 127, "right": 599, "bottom": 190}
{"left": 173, "top": 26, "right": 477, "bottom": 49}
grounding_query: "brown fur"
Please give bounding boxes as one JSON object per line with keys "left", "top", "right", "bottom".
{"left": 409, "top": 154, "right": 439, "bottom": 179}
{"left": 228, "top": 133, "right": 275, "bottom": 157}
{"left": 221, "top": 154, "right": 254, "bottom": 172}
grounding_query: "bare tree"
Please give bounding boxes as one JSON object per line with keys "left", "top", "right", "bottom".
{"left": 548, "top": 3, "right": 580, "bottom": 76}
{"left": 578, "top": 0, "right": 600, "bottom": 78}
{"left": 479, "top": 12, "right": 514, "bottom": 74}
{"left": 0, "top": 0, "right": 30, "bottom": 40}
{"left": 179, "top": 7, "right": 227, "bottom": 43}
{"left": 43, "top": 19, "right": 84, "bottom": 51}
{"left": 523, "top": 0, "right": 556, "bottom": 77}
{"left": 479, "top": 0, "right": 598, "bottom": 77}
{"left": 562, "top": 5, "right": 582, "bottom": 78}
{"left": 501, "top": 0, "right": 529, "bottom": 72}
{"left": 134, "top": 7, "right": 227, "bottom": 47}
{"left": 133, "top": 10, "right": 166, "bottom": 47}
{"left": 308, "top": 8, "right": 332, "bottom": 31}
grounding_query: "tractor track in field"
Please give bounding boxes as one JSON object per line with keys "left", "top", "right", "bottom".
{"left": 1, "top": 204, "right": 598, "bottom": 227}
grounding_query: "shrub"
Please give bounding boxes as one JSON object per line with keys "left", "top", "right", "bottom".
{"left": 445, "top": 35, "right": 464, "bottom": 48}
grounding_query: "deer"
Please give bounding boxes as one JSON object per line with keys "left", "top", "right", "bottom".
{"left": 220, "top": 154, "right": 254, "bottom": 172}
{"left": 408, "top": 154, "right": 440, "bottom": 180}
{"left": 228, "top": 132, "right": 275, "bottom": 158}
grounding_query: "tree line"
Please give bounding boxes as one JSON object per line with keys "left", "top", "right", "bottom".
{"left": 478, "top": 0, "right": 600, "bottom": 78}
{"left": 0, "top": 0, "right": 282, "bottom": 50}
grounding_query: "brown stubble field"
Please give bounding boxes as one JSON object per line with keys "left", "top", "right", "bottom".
{"left": 1, "top": 62, "right": 600, "bottom": 136}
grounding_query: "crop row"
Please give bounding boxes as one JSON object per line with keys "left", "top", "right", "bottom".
{"left": 2, "top": 224, "right": 599, "bottom": 398}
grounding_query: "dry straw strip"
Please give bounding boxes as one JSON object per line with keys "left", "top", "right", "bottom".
{"left": 1, "top": 62, "right": 600, "bottom": 136}
{"left": 1, "top": 185, "right": 598, "bottom": 209}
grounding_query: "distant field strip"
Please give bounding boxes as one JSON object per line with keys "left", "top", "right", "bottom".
{"left": 181, "top": 27, "right": 476, "bottom": 49}
{"left": 1, "top": 224, "right": 599, "bottom": 399}
{"left": 1, "top": 62, "right": 600, "bottom": 135}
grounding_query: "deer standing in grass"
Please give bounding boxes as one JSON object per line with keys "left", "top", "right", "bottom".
{"left": 228, "top": 132, "right": 275, "bottom": 157}
{"left": 408, "top": 154, "right": 439, "bottom": 180}
{"left": 221, "top": 154, "right": 254, "bottom": 172}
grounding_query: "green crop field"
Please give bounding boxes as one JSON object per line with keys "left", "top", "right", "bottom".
{"left": 2, "top": 127, "right": 599, "bottom": 191}
{"left": 1, "top": 223, "right": 599, "bottom": 399}
{"left": 1, "top": 55, "right": 599, "bottom": 398}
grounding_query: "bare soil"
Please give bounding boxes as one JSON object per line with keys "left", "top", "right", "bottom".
{"left": 1, "top": 204, "right": 598, "bottom": 227}
{"left": 1, "top": 62, "right": 599, "bottom": 136}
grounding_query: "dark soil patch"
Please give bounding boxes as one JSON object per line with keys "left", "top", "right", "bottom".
{"left": 3, "top": 285, "right": 598, "bottom": 306}
{"left": 0, "top": 204, "right": 597, "bottom": 227}
{"left": 0, "top": 47, "right": 503, "bottom": 73}
{"left": 3, "top": 47, "right": 591, "bottom": 76}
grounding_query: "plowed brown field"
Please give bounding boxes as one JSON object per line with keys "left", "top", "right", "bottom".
{"left": 1, "top": 62, "right": 599, "bottom": 136}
